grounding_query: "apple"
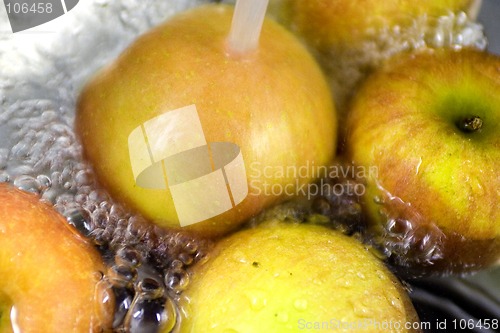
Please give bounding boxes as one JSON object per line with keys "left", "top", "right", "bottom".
{"left": 271, "top": 0, "right": 481, "bottom": 51}
{"left": 0, "top": 184, "right": 114, "bottom": 332}
{"left": 344, "top": 49, "right": 500, "bottom": 275}
{"left": 76, "top": 4, "right": 337, "bottom": 238}
{"left": 270, "top": 0, "right": 484, "bottom": 140}
{"left": 177, "top": 221, "right": 420, "bottom": 333}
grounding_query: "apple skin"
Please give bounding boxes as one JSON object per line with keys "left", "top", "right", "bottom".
{"left": 272, "top": 0, "right": 480, "bottom": 51}
{"left": 344, "top": 49, "right": 500, "bottom": 275}
{"left": 76, "top": 4, "right": 336, "bottom": 238}
{"left": 0, "top": 184, "right": 113, "bottom": 332}
{"left": 177, "top": 221, "right": 420, "bottom": 333}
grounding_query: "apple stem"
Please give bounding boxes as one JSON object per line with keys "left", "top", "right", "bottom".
{"left": 227, "top": 0, "right": 269, "bottom": 56}
{"left": 459, "top": 116, "right": 483, "bottom": 133}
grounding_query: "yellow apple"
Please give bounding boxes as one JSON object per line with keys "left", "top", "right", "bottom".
{"left": 178, "top": 221, "right": 420, "bottom": 333}
{"left": 0, "top": 184, "right": 113, "bottom": 332}
{"left": 344, "top": 49, "right": 500, "bottom": 275}
{"left": 273, "top": 0, "right": 481, "bottom": 51}
{"left": 76, "top": 4, "right": 336, "bottom": 238}
{"left": 270, "top": 0, "right": 484, "bottom": 141}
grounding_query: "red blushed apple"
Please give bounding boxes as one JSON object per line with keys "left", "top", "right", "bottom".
{"left": 0, "top": 184, "right": 114, "bottom": 332}
{"left": 344, "top": 49, "right": 500, "bottom": 276}
{"left": 76, "top": 4, "right": 336, "bottom": 238}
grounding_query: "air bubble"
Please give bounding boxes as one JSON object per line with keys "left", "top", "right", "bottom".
{"left": 13, "top": 175, "right": 42, "bottom": 194}
{"left": 0, "top": 172, "right": 10, "bottom": 183}
{"left": 94, "top": 277, "right": 115, "bottom": 332}
{"left": 0, "top": 148, "right": 9, "bottom": 169}
{"left": 137, "top": 278, "right": 164, "bottom": 299}
{"left": 184, "top": 241, "right": 198, "bottom": 254}
{"left": 64, "top": 208, "right": 92, "bottom": 236}
{"left": 178, "top": 252, "right": 194, "bottom": 266}
{"left": 311, "top": 10, "right": 487, "bottom": 118}
{"left": 162, "top": 297, "right": 178, "bottom": 333}
{"left": 36, "top": 174, "right": 51, "bottom": 190}
{"left": 112, "top": 287, "right": 134, "bottom": 329}
{"left": 193, "top": 251, "right": 210, "bottom": 265}
{"left": 165, "top": 268, "right": 190, "bottom": 293}
{"left": 108, "top": 264, "right": 138, "bottom": 288}
{"left": 125, "top": 297, "right": 170, "bottom": 333}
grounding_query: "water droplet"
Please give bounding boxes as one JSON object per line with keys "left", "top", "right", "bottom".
{"left": 352, "top": 301, "right": 374, "bottom": 318}
{"left": 232, "top": 250, "right": 248, "bottom": 264}
{"left": 244, "top": 289, "right": 268, "bottom": 311}
{"left": 293, "top": 299, "right": 308, "bottom": 312}
{"left": 386, "top": 294, "right": 404, "bottom": 314}
{"left": 336, "top": 277, "right": 352, "bottom": 288}
{"left": 275, "top": 311, "right": 289, "bottom": 323}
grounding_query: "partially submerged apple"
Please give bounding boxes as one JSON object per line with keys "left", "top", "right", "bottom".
{"left": 344, "top": 49, "right": 500, "bottom": 275}
{"left": 178, "top": 221, "right": 420, "bottom": 333}
{"left": 0, "top": 184, "right": 113, "bottom": 332}
{"left": 76, "top": 4, "right": 336, "bottom": 238}
{"left": 272, "top": 0, "right": 481, "bottom": 51}
{"left": 270, "top": 0, "right": 485, "bottom": 140}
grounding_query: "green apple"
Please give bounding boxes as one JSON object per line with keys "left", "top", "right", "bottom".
{"left": 76, "top": 4, "right": 337, "bottom": 238}
{"left": 344, "top": 49, "right": 500, "bottom": 275}
{"left": 0, "top": 184, "right": 114, "bottom": 332}
{"left": 272, "top": 0, "right": 481, "bottom": 51}
{"left": 177, "top": 221, "right": 420, "bottom": 333}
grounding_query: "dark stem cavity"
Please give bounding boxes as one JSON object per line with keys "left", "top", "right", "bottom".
{"left": 457, "top": 116, "right": 483, "bottom": 133}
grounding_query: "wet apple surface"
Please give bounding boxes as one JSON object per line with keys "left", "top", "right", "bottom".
{"left": 344, "top": 49, "right": 500, "bottom": 275}
{"left": 0, "top": 184, "right": 114, "bottom": 332}
{"left": 75, "top": 3, "right": 336, "bottom": 239}
{"left": 0, "top": 0, "right": 499, "bottom": 332}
